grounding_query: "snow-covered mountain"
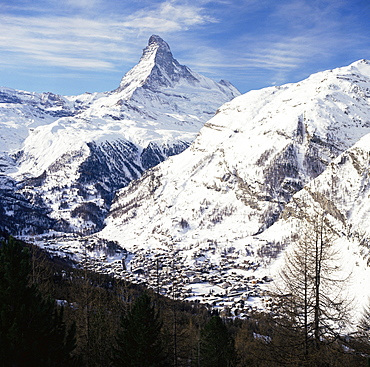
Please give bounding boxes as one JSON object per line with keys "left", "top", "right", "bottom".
{"left": 260, "top": 131, "right": 370, "bottom": 319}
{"left": 2, "top": 46, "right": 370, "bottom": 317}
{"left": 101, "top": 59, "right": 370, "bottom": 245}
{"left": 0, "top": 35, "right": 239, "bottom": 235}
{"left": 79, "top": 59, "right": 370, "bottom": 313}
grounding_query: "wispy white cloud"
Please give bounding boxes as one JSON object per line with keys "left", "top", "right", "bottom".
{"left": 63, "top": 0, "right": 104, "bottom": 9}
{"left": 1, "top": 0, "right": 369, "bottom": 94}
{"left": 0, "top": 1, "right": 216, "bottom": 70}
{"left": 272, "top": 0, "right": 349, "bottom": 30}
{"left": 184, "top": 33, "right": 327, "bottom": 72}
{"left": 179, "top": 0, "right": 369, "bottom": 89}
{"left": 121, "top": 1, "right": 217, "bottom": 33}
{"left": 0, "top": 15, "right": 127, "bottom": 69}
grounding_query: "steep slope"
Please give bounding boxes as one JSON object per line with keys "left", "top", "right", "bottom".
{"left": 0, "top": 35, "right": 239, "bottom": 236}
{"left": 101, "top": 59, "right": 370, "bottom": 246}
{"left": 72, "top": 59, "right": 370, "bottom": 308}
{"left": 26, "top": 59, "right": 370, "bottom": 316}
{"left": 260, "top": 132, "right": 370, "bottom": 319}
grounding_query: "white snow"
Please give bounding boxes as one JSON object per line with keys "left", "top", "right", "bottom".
{"left": 94, "top": 59, "right": 370, "bottom": 314}
{"left": 2, "top": 48, "right": 370, "bottom": 320}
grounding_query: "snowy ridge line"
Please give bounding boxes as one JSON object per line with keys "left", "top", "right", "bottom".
{"left": 0, "top": 35, "right": 239, "bottom": 236}
{"left": 91, "top": 59, "right": 370, "bottom": 315}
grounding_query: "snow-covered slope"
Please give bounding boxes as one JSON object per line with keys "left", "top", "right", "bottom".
{"left": 71, "top": 59, "right": 370, "bottom": 312}
{"left": 0, "top": 35, "right": 239, "bottom": 235}
{"left": 260, "top": 131, "right": 370, "bottom": 320}
{"left": 101, "top": 59, "right": 370, "bottom": 245}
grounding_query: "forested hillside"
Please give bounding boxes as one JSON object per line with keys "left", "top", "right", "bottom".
{"left": 1, "top": 235, "right": 369, "bottom": 366}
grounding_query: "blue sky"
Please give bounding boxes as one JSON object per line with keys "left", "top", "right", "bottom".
{"left": 1, "top": 0, "right": 370, "bottom": 95}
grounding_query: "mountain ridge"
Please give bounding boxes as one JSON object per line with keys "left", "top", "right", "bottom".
{"left": 81, "top": 58, "right": 370, "bottom": 314}
{"left": 102, "top": 58, "right": 370, "bottom": 243}
{"left": 0, "top": 35, "right": 239, "bottom": 236}
{"left": 1, "top": 47, "right": 369, "bottom": 317}
{"left": 116, "top": 35, "right": 198, "bottom": 94}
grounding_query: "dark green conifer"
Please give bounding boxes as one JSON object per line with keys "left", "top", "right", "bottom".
{"left": 199, "top": 314, "right": 237, "bottom": 367}
{"left": 112, "top": 292, "right": 167, "bottom": 367}
{"left": 0, "top": 236, "right": 77, "bottom": 366}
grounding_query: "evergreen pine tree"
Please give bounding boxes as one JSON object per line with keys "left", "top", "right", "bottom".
{"left": 112, "top": 292, "right": 167, "bottom": 367}
{"left": 0, "top": 236, "right": 77, "bottom": 367}
{"left": 199, "top": 314, "right": 237, "bottom": 367}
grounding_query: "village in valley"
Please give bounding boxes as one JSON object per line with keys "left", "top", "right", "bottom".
{"left": 66, "top": 238, "right": 277, "bottom": 317}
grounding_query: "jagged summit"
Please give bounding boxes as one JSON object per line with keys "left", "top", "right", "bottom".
{"left": 0, "top": 35, "right": 239, "bottom": 237}
{"left": 147, "top": 34, "right": 171, "bottom": 54}
{"left": 139, "top": 34, "right": 174, "bottom": 69}
{"left": 116, "top": 34, "right": 190, "bottom": 94}
{"left": 116, "top": 35, "right": 239, "bottom": 99}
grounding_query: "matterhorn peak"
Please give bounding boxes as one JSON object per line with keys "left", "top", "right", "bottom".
{"left": 115, "top": 35, "right": 239, "bottom": 100}
{"left": 140, "top": 34, "right": 173, "bottom": 66}
{"left": 147, "top": 34, "right": 171, "bottom": 52}
{"left": 116, "top": 34, "right": 197, "bottom": 94}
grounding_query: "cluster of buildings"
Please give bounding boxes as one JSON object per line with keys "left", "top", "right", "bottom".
{"left": 91, "top": 244, "right": 274, "bottom": 317}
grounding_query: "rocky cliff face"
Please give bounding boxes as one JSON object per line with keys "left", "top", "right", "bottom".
{"left": 117, "top": 35, "right": 198, "bottom": 93}
{"left": 259, "top": 131, "right": 370, "bottom": 318}
{"left": 77, "top": 60, "right": 370, "bottom": 311}
{"left": 101, "top": 59, "right": 370, "bottom": 246}
{"left": 0, "top": 35, "right": 239, "bottom": 236}
{"left": 2, "top": 43, "right": 370, "bottom": 315}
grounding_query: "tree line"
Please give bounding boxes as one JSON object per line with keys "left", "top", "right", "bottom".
{"left": 0, "top": 230, "right": 370, "bottom": 366}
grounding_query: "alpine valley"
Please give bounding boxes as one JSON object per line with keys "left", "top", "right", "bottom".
{"left": 1, "top": 36, "right": 370, "bottom": 318}
{"left": 0, "top": 35, "right": 239, "bottom": 235}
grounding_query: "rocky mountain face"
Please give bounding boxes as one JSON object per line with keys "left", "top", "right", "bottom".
{"left": 82, "top": 59, "right": 370, "bottom": 314}
{"left": 101, "top": 59, "right": 370, "bottom": 243}
{"left": 2, "top": 42, "right": 370, "bottom": 317}
{"left": 260, "top": 131, "right": 370, "bottom": 317}
{"left": 0, "top": 35, "right": 239, "bottom": 236}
